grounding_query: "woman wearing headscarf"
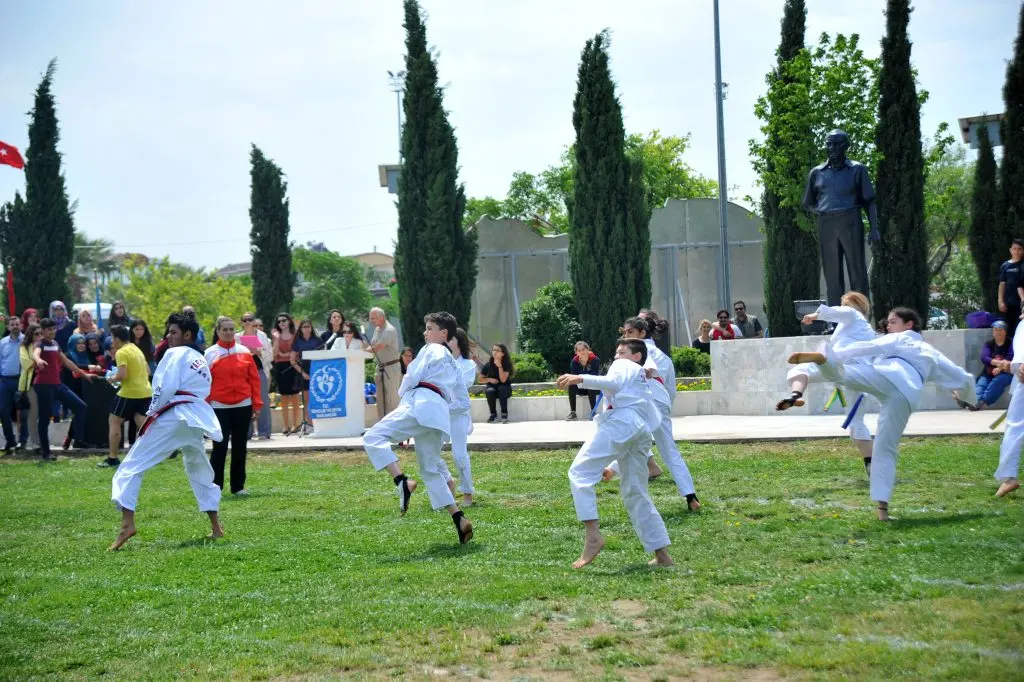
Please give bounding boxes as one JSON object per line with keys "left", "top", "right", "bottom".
{"left": 49, "top": 301, "right": 73, "bottom": 353}
{"left": 74, "top": 309, "right": 99, "bottom": 337}
{"left": 61, "top": 333, "right": 103, "bottom": 450}
{"left": 20, "top": 308, "right": 39, "bottom": 331}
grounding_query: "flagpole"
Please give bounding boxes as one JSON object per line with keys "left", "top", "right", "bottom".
{"left": 94, "top": 270, "right": 102, "bottom": 329}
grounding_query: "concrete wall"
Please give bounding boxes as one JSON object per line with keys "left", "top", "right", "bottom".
{"left": 467, "top": 198, "right": 766, "bottom": 353}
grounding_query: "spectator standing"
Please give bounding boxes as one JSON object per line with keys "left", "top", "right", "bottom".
{"left": 206, "top": 316, "right": 262, "bottom": 495}
{"left": 33, "top": 318, "right": 93, "bottom": 459}
{"left": 366, "top": 307, "right": 402, "bottom": 418}
{"left": 130, "top": 320, "right": 156, "bottom": 377}
{"left": 291, "top": 318, "right": 320, "bottom": 434}
{"left": 400, "top": 347, "right": 415, "bottom": 374}
{"left": 732, "top": 301, "right": 764, "bottom": 338}
{"left": 969, "top": 320, "right": 1014, "bottom": 411}
{"left": 692, "top": 320, "right": 712, "bottom": 354}
{"left": 710, "top": 310, "right": 743, "bottom": 341}
{"left": 481, "top": 343, "right": 514, "bottom": 423}
{"left": 998, "top": 239, "right": 1024, "bottom": 338}
{"left": 49, "top": 301, "right": 73, "bottom": 352}
{"left": 338, "top": 321, "right": 366, "bottom": 350}
{"left": 319, "top": 309, "right": 346, "bottom": 349}
{"left": 565, "top": 341, "right": 600, "bottom": 421}
{"left": 271, "top": 313, "right": 302, "bottom": 435}
{"left": 100, "top": 325, "right": 152, "bottom": 468}
{"left": 20, "top": 307, "right": 39, "bottom": 331}
{"left": 108, "top": 301, "right": 131, "bottom": 329}
{"left": 74, "top": 309, "right": 99, "bottom": 337}
{"left": 18, "top": 325, "right": 41, "bottom": 451}
{"left": 182, "top": 305, "right": 207, "bottom": 351}
{"left": 0, "top": 316, "right": 25, "bottom": 453}
{"left": 237, "top": 312, "right": 273, "bottom": 440}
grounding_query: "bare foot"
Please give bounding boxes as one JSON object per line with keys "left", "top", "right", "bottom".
{"left": 572, "top": 534, "right": 606, "bottom": 569}
{"left": 647, "top": 460, "right": 663, "bottom": 480}
{"left": 456, "top": 516, "right": 473, "bottom": 544}
{"left": 601, "top": 468, "right": 615, "bottom": 482}
{"left": 876, "top": 503, "right": 890, "bottom": 522}
{"left": 108, "top": 524, "right": 137, "bottom": 551}
{"left": 648, "top": 549, "right": 673, "bottom": 566}
{"left": 775, "top": 397, "right": 806, "bottom": 411}
{"left": 447, "top": 478, "right": 457, "bottom": 495}
{"left": 688, "top": 498, "right": 702, "bottom": 512}
{"left": 209, "top": 523, "right": 225, "bottom": 539}
{"left": 788, "top": 351, "right": 825, "bottom": 365}
{"left": 399, "top": 478, "right": 418, "bottom": 517}
{"left": 462, "top": 493, "right": 473, "bottom": 507}
{"left": 996, "top": 479, "right": 1020, "bottom": 497}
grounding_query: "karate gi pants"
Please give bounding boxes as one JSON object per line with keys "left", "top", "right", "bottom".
{"left": 568, "top": 426, "right": 670, "bottom": 553}
{"left": 363, "top": 409, "right": 455, "bottom": 510}
{"left": 448, "top": 411, "right": 473, "bottom": 494}
{"left": 111, "top": 417, "right": 221, "bottom": 513}
{"left": 817, "top": 361, "right": 910, "bottom": 503}
{"left": 996, "top": 386, "right": 1024, "bottom": 482}
{"left": 787, "top": 363, "right": 872, "bottom": 441}
{"left": 608, "top": 414, "right": 697, "bottom": 497}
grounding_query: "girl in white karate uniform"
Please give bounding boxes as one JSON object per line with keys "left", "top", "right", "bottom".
{"left": 436, "top": 328, "right": 477, "bottom": 506}
{"left": 605, "top": 316, "right": 701, "bottom": 510}
{"left": 108, "top": 314, "right": 224, "bottom": 551}
{"left": 993, "top": 326, "right": 1024, "bottom": 498}
{"left": 777, "top": 291, "right": 876, "bottom": 473}
{"left": 362, "top": 312, "right": 473, "bottom": 544}
{"left": 789, "top": 307, "right": 975, "bottom": 520}
{"left": 557, "top": 338, "right": 672, "bottom": 568}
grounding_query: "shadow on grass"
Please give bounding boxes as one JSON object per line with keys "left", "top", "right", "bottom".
{"left": 887, "top": 511, "right": 993, "bottom": 528}
{"left": 175, "top": 536, "right": 226, "bottom": 549}
{"left": 379, "top": 542, "right": 485, "bottom": 563}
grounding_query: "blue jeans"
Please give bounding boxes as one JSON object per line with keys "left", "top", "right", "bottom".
{"left": 34, "top": 383, "right": 86, "bottom": 454}
{"left": 0, "top": 376, "right": 26, "bottom": 447}
{"left": 976, "top": 372, "right": 1012, "bottom": 405}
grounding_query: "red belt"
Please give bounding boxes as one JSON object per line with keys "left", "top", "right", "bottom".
{"left": 652, "top": 376, "right": 665, "bottom": 385}
{"left": 416, "top": 381, "right": 444, "bottom": 398}
{"left": 138, "top": 391, "right": 197, "bottom": 436}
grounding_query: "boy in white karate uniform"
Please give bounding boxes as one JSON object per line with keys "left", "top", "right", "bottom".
{"left": 789, "top": 307, "right": 974, "bottom": 520}
{"left": 992, "top": 325, "right": 1024, "bottom": 498}
{"left": 362, "top": 312, "right": 473, "bottom": 544}
{"left": 777, "top": 291, "right": 876, "bottom": 473}
{"left": 109, "top": 313, "right": 224, "bottom": 551}
{"left": 557, "top": 338, "right": 672, "bottom": 569}
{"left": 445, "top": 328, "right": 477, "bottom": 506}
{"left": 605, "top": 316, "right": 701, "bottom": 511}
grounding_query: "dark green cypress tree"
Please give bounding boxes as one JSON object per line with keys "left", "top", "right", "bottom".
{"left": 869, "top": 0, "right": 928, "bottom": 323}
{"left": 761, "top": 0, "right": 819, "bottom": 337}
{"left": 1001, "top": 4, "right": 1024, "bottom": 242}
{"left": 394, "top": 0, "right": 477, "bottom": 348}
{"left": 969, "top": 124, "right": 1000, "bottom": 312}
{"left": 249, "top": 144, "right": 293, "bottom": 324}
{"left": 6, "top": 60, "right": 75, "bottom": 311}
{"left": 568, "top": 31, "right": 651, "bottom": 360}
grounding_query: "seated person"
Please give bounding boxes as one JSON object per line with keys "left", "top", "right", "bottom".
{"left": 969, "top": 320, "right": 1014, "bottom": 411}
{"left": 565, "top": 341, "right": 601, "bottom": 421}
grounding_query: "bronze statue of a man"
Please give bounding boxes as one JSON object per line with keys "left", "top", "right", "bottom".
{"left": 802, "top": 129, "right": 879, "bottom": 306}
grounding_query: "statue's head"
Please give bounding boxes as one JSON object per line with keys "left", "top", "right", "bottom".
{"left": 825, "top": 129, "right": 850, "bottom": 164}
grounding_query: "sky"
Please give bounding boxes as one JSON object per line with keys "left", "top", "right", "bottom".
{"left": 0, "top": 0, "right": 1018, "bottom": 270}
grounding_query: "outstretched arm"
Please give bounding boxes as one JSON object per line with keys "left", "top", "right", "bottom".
{"left": 811, "top": 304, "right": 862, "bottom": 326}
{"left": 828, "top": 333, "right": 900, "bottom": 364}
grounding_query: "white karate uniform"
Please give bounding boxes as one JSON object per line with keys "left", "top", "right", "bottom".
{"left": 787, "top": 304, "right": 876, "bottom": 441}
{"left": 996, "top": 331, "right": 1024, "bottom": 482}
{"left": 822, "top": 330, "right": 975, "bottom": 503}
{"left": 568, "top": 359, "right": 670, "bottom": 553}
{"left": 362, "top": 343, "right": 460, "bottom": 510}
{"left": 111, "top": 345, "right": 223, "bottom": 512}
{"left": 607, "top": 340, "right": 697, "bottom": 497}
{"left": 446, "top": 356, "right": 477, "bottom": 494}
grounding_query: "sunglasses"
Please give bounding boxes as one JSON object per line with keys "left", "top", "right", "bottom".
{"left": 242, "top": 317, "right": 254, "bottom": 323}
{"left": 718, "top": 316, "right": 729, "bottom": 320}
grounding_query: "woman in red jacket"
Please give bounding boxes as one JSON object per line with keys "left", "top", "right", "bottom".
{"left": 205, "top": 316, "right": 263, "bottom": 496}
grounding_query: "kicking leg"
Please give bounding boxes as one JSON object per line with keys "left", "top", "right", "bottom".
{"left": 363, "top": 410, "right": 419, "bottom": 515}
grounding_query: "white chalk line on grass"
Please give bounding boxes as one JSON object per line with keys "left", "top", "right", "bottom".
{"left": 834, "top": 634, "right": 1024, "bottom": 662}
{"left": 909, "top": 576, "right": 1024, "bottom": 592}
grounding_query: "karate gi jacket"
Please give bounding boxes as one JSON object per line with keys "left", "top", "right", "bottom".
{"left": 580, "top": 359, "right": 661, "bottom": 446}
{"left": 149, "top": 345, "right": 222, "bottom": 440}
{"left": 396, "top": 342, "right": 460, "bottom": 440}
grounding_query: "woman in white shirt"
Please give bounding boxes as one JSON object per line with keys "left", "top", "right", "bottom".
{"left": 337, "top": 321, "right": 365, "bottom": 351}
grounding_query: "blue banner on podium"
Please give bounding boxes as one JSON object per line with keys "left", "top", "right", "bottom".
{"left": 308, "top": 358, "right": 347, "bottom": 419}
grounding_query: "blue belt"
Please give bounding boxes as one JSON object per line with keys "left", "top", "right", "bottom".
{"left": 886, "top": 356, "right": 924, "bottom": 383}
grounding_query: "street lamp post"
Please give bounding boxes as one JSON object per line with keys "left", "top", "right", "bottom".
{"left": 712, "top": 0, "right": 731, "bottom": 310}
{"left": 387, "top": 70, "right": 406, "bottom": 159}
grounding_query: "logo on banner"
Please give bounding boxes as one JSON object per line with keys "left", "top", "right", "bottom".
{"left": 309, "top": 358, "right": 347, "bottom": 419}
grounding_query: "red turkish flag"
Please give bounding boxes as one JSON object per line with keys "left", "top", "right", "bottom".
{"left": 0, "top": 141, "right": 25, "bottom": 170}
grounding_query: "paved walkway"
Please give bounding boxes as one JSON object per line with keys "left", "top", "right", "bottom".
{"left": 242, "top": 409, "right": 1003, "bottom": 453}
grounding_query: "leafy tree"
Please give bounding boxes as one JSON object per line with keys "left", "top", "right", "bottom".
{"left": 110, "top": 258, "right": 254, "bottom": 333}
{"left": 925, "top": 140, "right": 973, "bottom": 282}
{"left": 568, "top": 31, "right": 651, "bottom": 360}
{"left": 932, "top": 249, "right": 983, "bottom": 325}
{"left": 516, "top": 281, "right": 583, "bottom": 373}
{"left": 869, "top": 0, "right": 928, "bottom": 323}
{"left": 1002, "top": 4, "right": 1024, "bottom": 242}
{"left": 969, "top": 124, "right": 1001, "bottom": 312}
{"left": 394, "top": 0, "right": 477, "bottom": 348}
{"left": 1, "top": 59, "right": 75, "bottom": 311}
{"left": 755, "top": 0, "right": 821, "bottom": 337}
{"left": 249, "top": 144, "right": 293, "bottom": 324}
{"left": 291, "top": 246, "right": 373, "bottom": 324}
{"left": 465, "top": 130, "right": 715, "bottom": 232}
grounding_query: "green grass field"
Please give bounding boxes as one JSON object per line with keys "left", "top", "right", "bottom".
{"left": 1, "top": 436, "right": 1021, "bottom": 681}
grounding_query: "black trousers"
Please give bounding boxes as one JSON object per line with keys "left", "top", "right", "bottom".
{"left": 818, "top": 209, "right": 869, "bottom": 306}
{"left": 211, "top": 405, "right": 253, "bottom": 493}
{"left": 568, "top": 385, "right": 598, "bottom": 412}
{"left": 1005, "top": 303, "right": 1021, "bottom": 339}
{"left": 485, "top": 384, "right": 511, "bottom": 416}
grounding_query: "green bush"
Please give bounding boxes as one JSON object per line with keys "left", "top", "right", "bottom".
{"left": 510, "top": 352, "right": 553, "bottom": 383}
{"left": 517, "top": 281, "right": 583, "bottom": 374}
{"left": 670, "top": 345, "right": 711, "bottom": 377}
